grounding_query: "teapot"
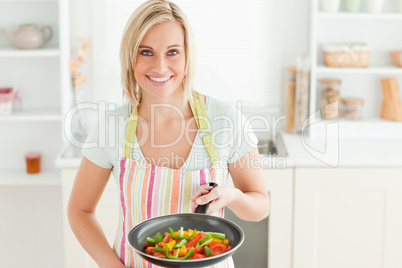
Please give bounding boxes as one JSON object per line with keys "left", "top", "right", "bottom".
{"left": 1, "top": 24, "right": 53, "bottom": 49}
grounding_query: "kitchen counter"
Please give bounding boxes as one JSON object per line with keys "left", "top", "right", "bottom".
{"left": 56, "top": 132, "right": 402, "bottom": 169}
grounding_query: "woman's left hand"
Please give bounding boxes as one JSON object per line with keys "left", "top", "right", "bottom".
{"left": 191, "top": 184, "right": 241, "bottom": 215}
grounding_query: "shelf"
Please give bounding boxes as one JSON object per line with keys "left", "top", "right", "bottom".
{"left": 0, "top": 109, "right": 61, "bottom": 122}
{"left": 308, "top": 117, "right": 402, "bottom": 138}
{"left": 0, "top": 170, "right": 61, "bottom": 185}
{"left": 316, "top": 65, "right": 402, "bottom": 75}
{"left": 317, "top": 12, "right": 402, "bottom": 20}
{"left": 0, "top": 46, "right": 60, "bottom": 58}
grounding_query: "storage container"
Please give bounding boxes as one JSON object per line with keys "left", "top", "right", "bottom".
{"left": 0, "top": 87, "right": 19, "bottom": 115}
{"left": 283, "top": 67, "right": 296, "bottom": 133}
{"left": 320, "top": 79, "right": 341, "bottom": 119}
{"left": 341, "top": 98, "right": 364, "bottom": 120}
{"left": 323, "top": 43, "right": 370, "bottom": 68}
{"left": 25, "top": 152, "right": 41, "bottom": 174}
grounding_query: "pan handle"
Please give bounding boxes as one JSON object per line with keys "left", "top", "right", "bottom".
{"left": 194, "top": 182, "right": 218, "bottom": 214}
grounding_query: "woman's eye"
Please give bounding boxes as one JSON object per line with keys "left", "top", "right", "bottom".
{"left": 140, "top": 50, "right": 152, "bottom": 56}
{"left": 168, "top": 50, "right": 179, "bottom": 56}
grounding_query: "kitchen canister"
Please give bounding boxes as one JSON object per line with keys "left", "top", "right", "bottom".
{"left": 25, "top": 152, "right": 41, "bottom": 174}
{"left": 366, "top": 0, "right": 384, "bottom": 13}
{"left": 322, "top": 0, "right": 340, "bottom": 12}
{"left": 345, "top": 0, "right": 361, "bottom": 12}
{"left": 341, "top": 98, "right": 364, "bottom": 120}
{"left": 320, "top": 79, "right": 341, "bottom": 119}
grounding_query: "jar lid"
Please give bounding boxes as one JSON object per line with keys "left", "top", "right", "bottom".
{"left": 341, "top": 98, "right": 365, "bottom": 105}
{"left": 285, "top": 67, "right": 297, "bottom": 73}
{"left": 25, "top": 152, "right": 41, "bottom": 159}
{"left": 320, "top": 79, "right": 341, "bottom": 85}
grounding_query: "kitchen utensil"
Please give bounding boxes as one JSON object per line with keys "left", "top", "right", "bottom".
{"left": 366, "top": 0, "right": 384, "bottom": 13}
{"left": 322, "top": 0, "right": 341, "bottom": 12}
{"left": 128, "top": 182, "right": 245, "bottom": 267}
{"left": 381, "top": 78, "right": 402, "bottom": 121}
{"left": 390, "top": 51, "right": 402, "bottom": 68}
{"left": 345, "top": 0, "right": 361, "bottom": 12}
{"left": 2, "top": 24, "right": 53, "bottom": 49}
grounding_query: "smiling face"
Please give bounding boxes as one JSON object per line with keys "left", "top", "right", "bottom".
{"left": 134, "top": 20, "right": 186, "bottom": 101}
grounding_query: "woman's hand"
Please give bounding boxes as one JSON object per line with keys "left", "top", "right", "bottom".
{"left": 191, "top": 184, "right": 241, "bottom": 215}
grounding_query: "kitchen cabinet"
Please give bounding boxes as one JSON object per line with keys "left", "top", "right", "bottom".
{"left": 308, "top": 0, "right": 402, "bottom": 138}
{"left": 0, "top": 0, "right": 70, "bottom": 267}
{"left": 293, "top": 168, "right": 402, "bottom": 268}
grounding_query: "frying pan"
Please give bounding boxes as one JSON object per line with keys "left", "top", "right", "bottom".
{"left": 128, "top": 183, "right": 245, "bottom": 268}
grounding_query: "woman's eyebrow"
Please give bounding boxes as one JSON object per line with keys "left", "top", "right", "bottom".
{"left": 138, "top": 44, "right": 183, "bottom": 49}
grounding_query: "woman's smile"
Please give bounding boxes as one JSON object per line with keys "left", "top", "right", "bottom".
{"left": 146, "top": 75, "right": 174, "bottom": 87}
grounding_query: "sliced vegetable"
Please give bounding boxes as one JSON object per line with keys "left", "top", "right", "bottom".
{"left": 146, "top": 232, "right": 163, "bottom": 245}
{"left": 154, "top": 244, "right": 164, "bottom": 252}
{"left": 206, "top": 232, "right": 226, "bottom": 240}
{"left": 209, "top": 243, "right": 228, "bottom": 256}
{"left": 165, "top": 245, "right": 194, "bottom": 260}
{"left": 195, "top": 233, "right": 212, "bottom": 248}
{"left": 186, "top": 233, "right": 205, "bottom": 248}
{"left": 204, "top": 246, "right": 213, "bottom": 257}
{"left": 173, "top": 239, "right": 188, "bottom": 248}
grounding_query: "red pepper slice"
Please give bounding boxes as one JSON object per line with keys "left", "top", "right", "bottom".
{"left": 186, "top": 233, "right": 205, "bottom": 249}
{"left": 209, "top": 243, "right": 228, "bottom": 256}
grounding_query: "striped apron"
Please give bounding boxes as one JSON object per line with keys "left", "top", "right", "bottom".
{"left": 114, "top": 94, "right": 235, "bottom": 268}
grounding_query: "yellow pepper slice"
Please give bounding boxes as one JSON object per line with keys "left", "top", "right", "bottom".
{"left": 211, "top": 237, "right": 223, "bottom": 244}
{"left": 223, "top": 239, "right": 229, "bottom": 245}
{"left": 178, "top": 245, "right": 187, "bottom": 257}
{"left": 166, "top": 240, "right": 176, "bottom": 252}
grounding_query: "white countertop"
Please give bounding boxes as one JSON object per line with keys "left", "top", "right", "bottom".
{"left": 56, "top": 132, "right": 402, "bottom": 169}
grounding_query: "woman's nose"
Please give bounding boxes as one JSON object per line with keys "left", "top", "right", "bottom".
{"left": 152, "top": 55, "right": 167, "bottom": 74}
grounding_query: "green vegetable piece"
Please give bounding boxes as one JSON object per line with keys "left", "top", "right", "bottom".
{"left": 165, "top": 245, "right": 195, "bottom": 260}
{"left": 169, "top": 227, "right": 184, "bottom": 239}
{"left": 154, "top": 244, "right": 164, "bottom": 252}
{"left": 208, "top": 232, "right": 226, "bottom": 240}
{"left": 183, "top": 229, "right": 197, "bottom": 240}
{"left": 146, "top": 232, "right": 163, "bottom": 245}
{"left": 195, "top": 233, "right": 212, "bottom": 248}
{"left": 173, "top": 239, "right": 188, "bottom": 249}
{"left": 204, "top": 246, "right": 212, "bottom": 257}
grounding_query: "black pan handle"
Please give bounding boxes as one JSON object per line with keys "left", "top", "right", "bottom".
{"left": 194, "top": 182, "right": 218, "bottom": 214}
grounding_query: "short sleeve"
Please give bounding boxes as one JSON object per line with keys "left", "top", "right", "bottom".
{"left": 81, "top": 117, "right": 113, "bottom": 169}
{"left": 226, "top": 106, "right": 259, "bottom": 163}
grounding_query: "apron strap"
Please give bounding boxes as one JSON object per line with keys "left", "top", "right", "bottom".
{"left": 123, "top": 102, "right": 139, "bottom": 159}
{"left": 190, "top": 93, "right": 220, "bottom": 166}
{"left": 123, "top": 93, "right": 220, "bottom": 166}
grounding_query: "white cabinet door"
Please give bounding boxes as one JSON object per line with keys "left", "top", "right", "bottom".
{"left": 264, "top": 169, "right": 294, "bottom": 268}
{"left": 61, "top": 169, "right": 119, "bottom": 268}
{"left": 293, "top": 168, "right": 402, "bottom": 268}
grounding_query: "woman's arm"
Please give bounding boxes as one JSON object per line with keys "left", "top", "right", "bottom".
{"left": 192, "top": 148, "right": 270, "bottom": 222}
{"left": 68, "top": 156, "right": 125, "bottom": 268}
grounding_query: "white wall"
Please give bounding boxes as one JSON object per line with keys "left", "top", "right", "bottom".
{"left": 70, "top": 0, "right": 310, "bottom": 110}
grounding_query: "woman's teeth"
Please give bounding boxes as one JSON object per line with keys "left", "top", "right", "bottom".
{"left": 148, "top": 76, "right": 172, "bottom": 82}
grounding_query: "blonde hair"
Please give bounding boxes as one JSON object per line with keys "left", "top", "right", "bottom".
{"left": 120, "top": 0, "right": 196, "bottom": 106}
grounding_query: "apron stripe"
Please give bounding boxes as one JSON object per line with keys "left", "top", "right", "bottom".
{"left": 163, "top": 169, "right": 172, "bottom": 215}
{"left": 170, "top": 169, "right": 181, "bottom": 214}
{"left": 147, "top": 165, "right": 156, "bottom": 219}
{"left": 152, "top": 167, "right": 162, "bottom": 217}
{"left": 119, "top": 158, "right": 127, "bottom": 263}
{"left": 141, "top": 164, "right": 151, "bottom": 221}
{"left": 200, "top": 169, "right": 206, "bottom": 185}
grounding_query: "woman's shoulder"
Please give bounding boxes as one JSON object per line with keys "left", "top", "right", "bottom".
{"left": 205, "top": 95, "right": 237, "bottom": 117}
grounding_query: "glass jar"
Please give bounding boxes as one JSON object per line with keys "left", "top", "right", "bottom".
{"left": 341, "top": 97, "right": 364, "bottom": 120}
{"left": 283, "top": 67, "right": 297, "bottom": 133}
{"left": 25, "top": 152, "right": 41, "bottom": 174}
{"left": 320, "top": 79, "right": 341, "bottom": 119}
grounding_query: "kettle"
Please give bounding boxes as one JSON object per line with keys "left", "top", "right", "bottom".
{"left": 1, "top": 24, "right": 53, "bottom": 49}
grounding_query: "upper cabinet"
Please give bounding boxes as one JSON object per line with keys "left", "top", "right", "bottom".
{"left": 308, "top": 0, "right": 402, "bottom": 138}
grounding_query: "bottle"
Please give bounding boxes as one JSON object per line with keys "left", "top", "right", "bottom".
{"left": 283, "top": 67, "right": 297, "bottom": 133}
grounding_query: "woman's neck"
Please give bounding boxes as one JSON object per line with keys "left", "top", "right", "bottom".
{"left": 136, "top": 91, "right": 193, "bottom": 122}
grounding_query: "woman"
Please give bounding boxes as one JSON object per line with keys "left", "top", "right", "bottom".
{"left": 68, "top": 0, "right": 270, "bottom": 267}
